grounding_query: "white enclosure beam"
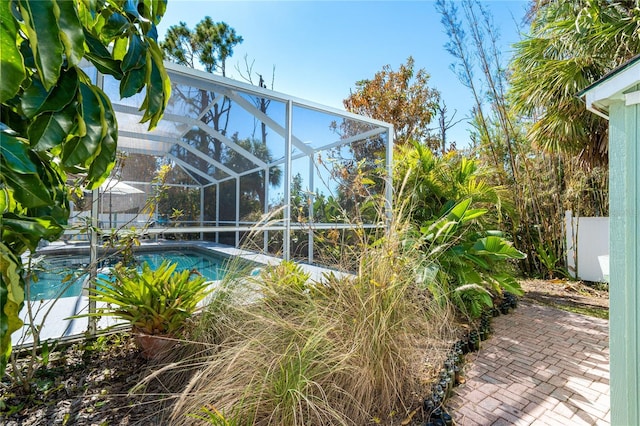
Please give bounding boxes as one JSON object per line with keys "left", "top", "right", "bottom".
{"left": 168, "top": 154, "right": 217, "bottom": 184}
{"left": 319, "top": 127, "right": 388, "bottom": 153}
{"left": 200, "top": 186, "right": 204, "bottom": 240}
{"left": 215, "top": 183, "right": 220, "bottom": 243}
{"left": 224, "top": 89, "right": 314, "bottom": 156}
{"left": 235, "top": 178, "right": 240, "bottom": 246}
{"left": 264, "top": 166, "right": 269, "bottom": 254}
{"left": 284, "top": 100, "right": 293, "bottom": 261}
{"left": 308, "top": 155, "right": 315, "bottom": 263}
{"left": 174, "top": 114, "right": 268, "bottom": 169}
{"left": 385, "top": 127, "right": 394, "bottom": 228}
{"left": 114, "top": 104, "right": 267, "bottom": 170}
{"left": 166, "top": 62, "right": 393, "bottom": 128}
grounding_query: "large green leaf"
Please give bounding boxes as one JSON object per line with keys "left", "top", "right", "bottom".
{"left": 86, "top": 90, "right": 117, "bottom": 185}
{"left": 122, "top": 33, "right": 146, "bottom": 72}
{"left": 139, "top": 38, "right": 170, "bottom": 129}
{"left": 22, "top": 68, "right": 80, "bottom": 119}
{"left": 0, "top": 188, "right": 17, "bottom": 214}
{"left": 460, "top": 208, "right": 487, "bottom": 222}
{"left": 62, "top": 82, "right": 106, "bottom": 168}
{"left": 0, "top": 244, "right": 25, "bottom": 377}
{"left": 0, "top": 137, "right": 56, "bottom": 208}
{"left": 83, "top": 30, "right": 124, "bottom": 79}
{"left": 0, "top": 0, "right": 25, "bottom": 103}
{"left": 39, "top": 67, "right": 79, "bottom": 114}
{"left": 1, "top": 214, "right": 64, "bottom": 247}
{"left": 18, "top": 0, "right": 63, "bottom": 90}
{"left": 446, "top": 198, "right": 471, "bottom": 221}
{"left": 1, "top": 167, "right": 53, "bottom": 208}
{"left": 149, "top": 0, "right": 168, "bottom": 24}
{"left": 29, "top": 155, "right": 69, "bottom": 224}
{"left": 113, "top": 37, "right": 130, "bottom": 61}
{"left": 0, "top": 133, "right": 37, "bottom": 174}
{"left": 28, "top": 102, "right": 77, "bottom": 151}
{"left": 102, "top": 11, "right": 129, "bottom": 39}
{"left": 493, "top": 273, "right": 524, "bottom": 296}
{"left": 21, "top": 78, "right": 49, "bottom": 119}
{"left": 120, "top": 66, "right": 146, "bottom": 98}
{"left": 472, "top": 236, "right": 526, "bottom": 260}
{"left": 55, "top": 0, "right": 85, "bottom": 67}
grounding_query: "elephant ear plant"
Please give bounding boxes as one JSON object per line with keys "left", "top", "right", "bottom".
{"left": 86, "top": 260, "right": 211, "bottom": 358}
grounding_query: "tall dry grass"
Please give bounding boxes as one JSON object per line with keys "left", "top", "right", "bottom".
{"left": 154, "top": 217, "right": 458, "bottom": 425}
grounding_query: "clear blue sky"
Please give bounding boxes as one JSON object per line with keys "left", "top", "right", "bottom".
{"left": 157, "top": 0, "right": 528, "bottom": 147}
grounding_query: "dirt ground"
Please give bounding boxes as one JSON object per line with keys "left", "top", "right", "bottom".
{"left": 0, "top": 279, "right": 609, "bottom": 425}
{"left": 519, "top": 278, "right": 609, "bottom": 318}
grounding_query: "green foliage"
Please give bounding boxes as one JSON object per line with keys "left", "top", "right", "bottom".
{"left": 0, "top": 0, "right": 170, "bottom": 374}
{"left": 86, "top": 260, "right": 210, "bottom": 337}
{"left": 397, "top": 143, "right": 524, "bottom": 318}
{"left": 419, "top": 198, "right": 524, "bottom": 318}
{"left": 258, "top": 260, "right": 311, "bottom": 296}
{"left": 191, "top": 406, "right": 240, "bottom": 426}
{"left": 510, "top": 0, "right": 640, "bottom": 163}
{"left": 161, "top": 18, "right": 242, "bottom": 75}
{"left": 535, "top": 244, "right": 569, "bottom": 280}
{"left": 0, "top": 244, "right": 25, "bottom": 376}
{"left": 395, "top": 142, "right": 511, "bottom": 226}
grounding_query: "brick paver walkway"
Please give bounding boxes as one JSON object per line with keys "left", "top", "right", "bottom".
{"left": 447, "top": 302, "right": 610, "bottom": 425}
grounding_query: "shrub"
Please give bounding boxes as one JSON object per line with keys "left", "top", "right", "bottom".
{"left": 396, "top": 143, "right": 524, "bottom": 318}
{"left": 81, "top": 260, "right": 211, "bottom": 359}
{"left": 163, "top": 222, "right": 456, "bottom": 425}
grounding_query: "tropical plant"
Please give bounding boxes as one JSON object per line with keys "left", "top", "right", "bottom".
{"left": 535, "top": 243, "right": 570, "bottom": 280}
{"left": 0, "top": 0, "right": 170, "bottom": 376}
{"left": 395, "top": 142, "right": 511, "bottom": 227}
{"left": 435, "top": 0, "right": 611, "bottom": 278}
{"left": 420, "top": 198, "right": 525, "bottom": 318}
{"left": 257, "top": 260, "right": 311, "bottom": 298}
{"left": 510, "top": 0, "right": 640, "bottom": 164}
{"left": 86, "top": 260, "right": 210, "bottom": 340}
{"left": 395, "top": 142, "right": 523, "bottom": 317}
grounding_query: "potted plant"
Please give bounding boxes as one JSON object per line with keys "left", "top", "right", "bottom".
{"left": 88, "top": 260, "right": 211, "bottom": 358}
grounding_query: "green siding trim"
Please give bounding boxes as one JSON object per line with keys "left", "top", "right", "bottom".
{"left": 609, "top": 98, "right": 640, "bottom": 425}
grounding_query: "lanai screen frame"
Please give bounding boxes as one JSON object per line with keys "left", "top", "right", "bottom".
{"left": 89, "top": 61, "right": 394, "bottom": 262}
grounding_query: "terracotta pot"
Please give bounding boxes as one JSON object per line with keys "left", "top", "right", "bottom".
{"left": 133, "top": 332, "right": 176, "bottom": 360}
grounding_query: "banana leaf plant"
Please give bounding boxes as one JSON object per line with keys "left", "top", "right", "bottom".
{"left": 419, "top": 198, "right": 525, "bottom": 318}
{"left": 0, "top": 0, "right": 170, "bottom": 374}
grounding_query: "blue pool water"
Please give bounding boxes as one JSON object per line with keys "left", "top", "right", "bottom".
{"left": 28, "top": 250, "right": 231, "bottom": 301}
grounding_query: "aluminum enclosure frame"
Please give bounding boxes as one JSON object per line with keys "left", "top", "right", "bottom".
{"left": 86, "top": 61, "right": 394, "bottom": 263}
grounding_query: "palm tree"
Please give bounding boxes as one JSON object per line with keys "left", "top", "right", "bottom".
{"left": 509, "top": 0, "right": 640, "bottom": 164}
{"left": 395, "top": 142, "right": 512, "bottom": 227}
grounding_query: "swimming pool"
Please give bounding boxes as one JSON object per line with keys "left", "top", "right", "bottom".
{"left": 27, "top": 249, "right": 234, "bottom": 301}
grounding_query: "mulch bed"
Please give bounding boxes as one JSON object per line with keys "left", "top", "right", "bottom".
{"left": 0, "top": 279, "right": 609, "bottom": 425}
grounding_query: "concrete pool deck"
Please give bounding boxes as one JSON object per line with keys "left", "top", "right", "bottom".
{"left": 14, "top": 241, "right": 342, "bottom": 347}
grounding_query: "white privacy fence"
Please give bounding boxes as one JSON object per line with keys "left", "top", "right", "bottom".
{"left": 565, "top": 210, "right": 609, "bottom": 282}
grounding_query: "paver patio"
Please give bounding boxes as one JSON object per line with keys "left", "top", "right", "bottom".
{"left": 447, "top": 302, "right": 610, "bottom": 425}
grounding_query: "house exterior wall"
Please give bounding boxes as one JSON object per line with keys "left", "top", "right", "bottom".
{"left": 609, "top": 94, "right": 640, "bottom": 425}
